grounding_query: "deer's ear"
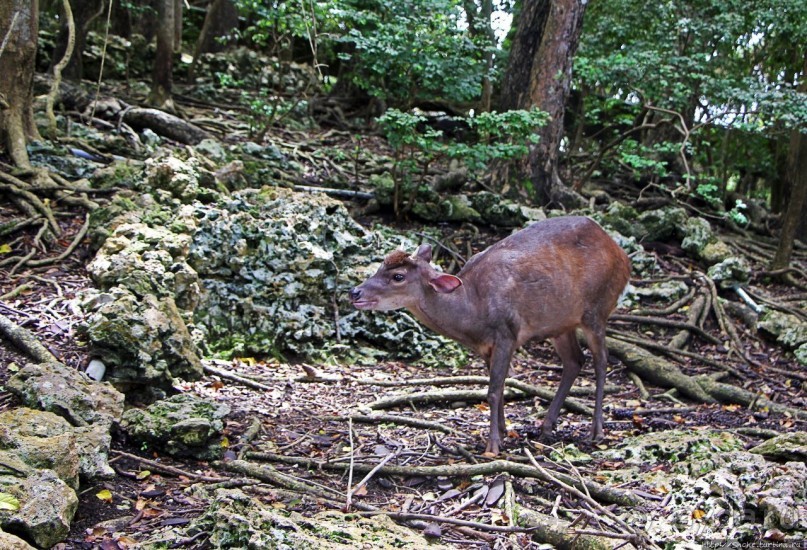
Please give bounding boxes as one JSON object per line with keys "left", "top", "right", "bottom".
{"left": 429, "top": 274, "right": 462, "bottom": 294}
{"left": 415, "top": 244, "right": 432, "bottom": 262}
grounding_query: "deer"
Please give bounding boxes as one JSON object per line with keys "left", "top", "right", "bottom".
{"left": 349, "top": 216, "right": 631, "bottom": 455}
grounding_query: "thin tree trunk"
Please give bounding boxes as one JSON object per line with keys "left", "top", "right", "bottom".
{"left": 190, "top": 0, "right": 238, "bottom": 80}
{"left": 464, "top": 0, "right": 495, "bottom": 112}
{"left": 174, "top": 0, "right": 183, "bottom": 52}
{"left": 150, "top": 0, "right": 175, "bottom": 109}
{"left": 52, "top": 0, "right": 104, "bottom": 81}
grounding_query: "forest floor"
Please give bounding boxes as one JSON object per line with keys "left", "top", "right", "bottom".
{"left": 1, "top": 192, "right": 805, "bottom": 548}
{"left": 1, "top": 71, "right": 806, "bottom": 547}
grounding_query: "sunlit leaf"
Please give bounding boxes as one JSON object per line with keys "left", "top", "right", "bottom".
{"left": 0, "top": 493, "right": 20, "bottom": 511}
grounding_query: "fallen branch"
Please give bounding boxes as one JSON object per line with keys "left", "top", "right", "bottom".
{"left": 245, "top": 452, "right": 644, "bottom": 507}
{"left": 518, "top": 508, "right": 635, "bottom": 550}
{"left": 122, "top": 107, "right": 212, "bottom": 145}
{"left": 22, "top": 212, "right": 91, "bottom": 270}
{"left": 694, "top": 375, "right": 807, "bottom": 419}
{"left": 356, "top": 510, "right": 534, "bottom": 534}
{"left": 293, "top": 185, "right": 373, "bottom": 200}
{"left": 369, "top": 387, "right": 594, "bottom": 417}
{"left": 0, "top": 310, "right": 59, "bottom": 364}
{"left": 357, "top": 374, "right": 619, "bottom": 397}
{"left": 321, "top": 413, "right": 457, "bottom": 434}
{"left": 610, "top": 313, "right": 721, "bottom": 345}
{"left": 111, "top": 450, "right": 228, "bottom": 482}
{"left": 203, "top": 361, "right": 275, "bottom": 391}
{"left": 218, "top": 459, "right": 360, "bottom": 506}
{"left": 524, "top": 448, "right": 654, "bottom": 549}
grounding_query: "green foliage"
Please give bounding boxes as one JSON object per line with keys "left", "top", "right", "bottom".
{"left": 216, "top": 72, "right": 306, "bottom": 137}
{"left": 574, "top": 0, "right": 807, "bottom": 204}
{"left": 695, "top": 181, "right": 722, "bottom": 207}
{"left": 233, "top": 0, "right": 503, "bottom": 107}
{"left": 727, "top": 199, "right": 749, "bottom": 226}
{"left": 338, "top": 0, "right": 487, "bottom": 105}
{"left": 377, "top": 108, "right": 547, "bottom": 213}
{"left": 236, "top": 0, "right": 327, "bottom": 55}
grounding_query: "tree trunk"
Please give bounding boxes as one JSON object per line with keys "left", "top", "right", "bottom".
{"left": 174, "top": 0, "right": 183, "bottom": 52}
{"left": 0, "top": 0, "right": 40, "bottom": 168}
{"left": 194, "top": 0, "right": 238, "bottom": 55}
{"left": 52, "top": 0, "right": 104, "bottom": 81}
{"left": 771, "top": 55, "right": 807, "bottom": 270}
{"left": 498, "top": 0, "right": 586, "bottom": 207}
{"left": 771, "top": 128, "right": 807, "bottom": 270}
{"left": 463, "top": 0, "right": 495, "bottom": 112}
{"left": 150, "top": 0, "right": 175, "bottom": 109}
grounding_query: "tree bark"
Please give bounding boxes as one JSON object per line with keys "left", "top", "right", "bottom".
{"left": 0, "top": 0, "right": 40, "bottom": 168}
{"left": 771, "top": 127, "right": 807, "bottom": 269}
{"left": 498, "top": 0, "right": 586, "bottom": 207}
{"left": 771, "top": 55, "right": 807, "bottom": 270}
{"left": 190, "top": 0, "right": 239, "bottom": 81}
{"left": 463, "top": 0, "right": 495, "bottom": 112}
{"left": 173, "top": 0, "right": 183, "bottom": 52}
{"left": 52, "top": 0, "right": 104, "bottom": 81}
{"left": 150, "top": 0, "right": 175, "bottom": 109}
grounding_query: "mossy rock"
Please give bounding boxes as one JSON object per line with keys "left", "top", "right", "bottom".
{"left": 120, "top": 394, "right": 230, "bottom": 460}
{"left": 750, "top": 432, "right": 807, "bottom": 462}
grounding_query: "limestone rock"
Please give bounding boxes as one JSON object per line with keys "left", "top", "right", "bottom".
{"left": 680, "top": 217, "right": 713, "bottom": 255}
{"left": 440, "top": 194, "right": 482, "bottom": 222}
{"left": 757, "top": 310, "right": 807, "bottom": 349}
{"left": 145, "top": 156, "right": 202, "bottom": 203}
{"left": 189, "top": 188, "right": 467, "bottom": 367}
{"left": 595, "top": 430, "right": 807, "bottom": 544}
{"left": 0, "top": 409, "right": 81, "bottom": 489}
{"left": 636, "top": 206, "right": 687, "bottom": 241}
{"left": 707, "top": 256, "right": 751, "bottom": 288}
{"left": 0, "top": 470, "right": 77, "bottom": 549}
{"left": 87, "top": 219, "right": 200, "bottom": 309}
{"left": 152, "top": 487, "right": 452, "bottom": 549}
{"left": 0, "top": 529, "right": 36, "bottom": 550}
{"left": 120, "top": 394, "right": 230, "bottom": 460}
{"left": 470, "top": 191, "right": 527, "bottom": 227}
{"left": 750, "top": 432, "right": 807, "bottom": 462}
{"left": 79, "top": 287, "right": 204, "bottom": 398}
{"left": 7, "top": 362, "right": 124, "bottom": 430}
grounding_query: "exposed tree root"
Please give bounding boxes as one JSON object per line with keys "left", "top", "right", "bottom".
{"left": 606, "top": 337, "right": 717, "bottom": 403}
{"left": 608, "top": 336, "right": 806, "bottom": 420}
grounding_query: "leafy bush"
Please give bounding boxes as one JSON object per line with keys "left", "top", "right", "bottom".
{"left": 376, "top": 108, "right": 547, "bottom": 213}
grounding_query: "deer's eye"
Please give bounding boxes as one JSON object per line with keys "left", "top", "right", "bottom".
{"left": 392, "top": 273, "right": 405, "bottom": 282}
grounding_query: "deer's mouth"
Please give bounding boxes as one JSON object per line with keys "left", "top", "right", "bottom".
{"left": 351, "top": 299, "right": 378, "bottom": 310}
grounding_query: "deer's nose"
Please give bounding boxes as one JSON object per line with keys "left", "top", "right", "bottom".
{"left": 348, "top": 288, "right": 362, "bottom": 301}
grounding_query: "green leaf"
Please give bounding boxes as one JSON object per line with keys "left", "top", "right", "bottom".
{"left": 0, "top": 243, "right": 12, "bottom": 254}
{"left": 0, "top": 492, "right": 20, "bottom": 511}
